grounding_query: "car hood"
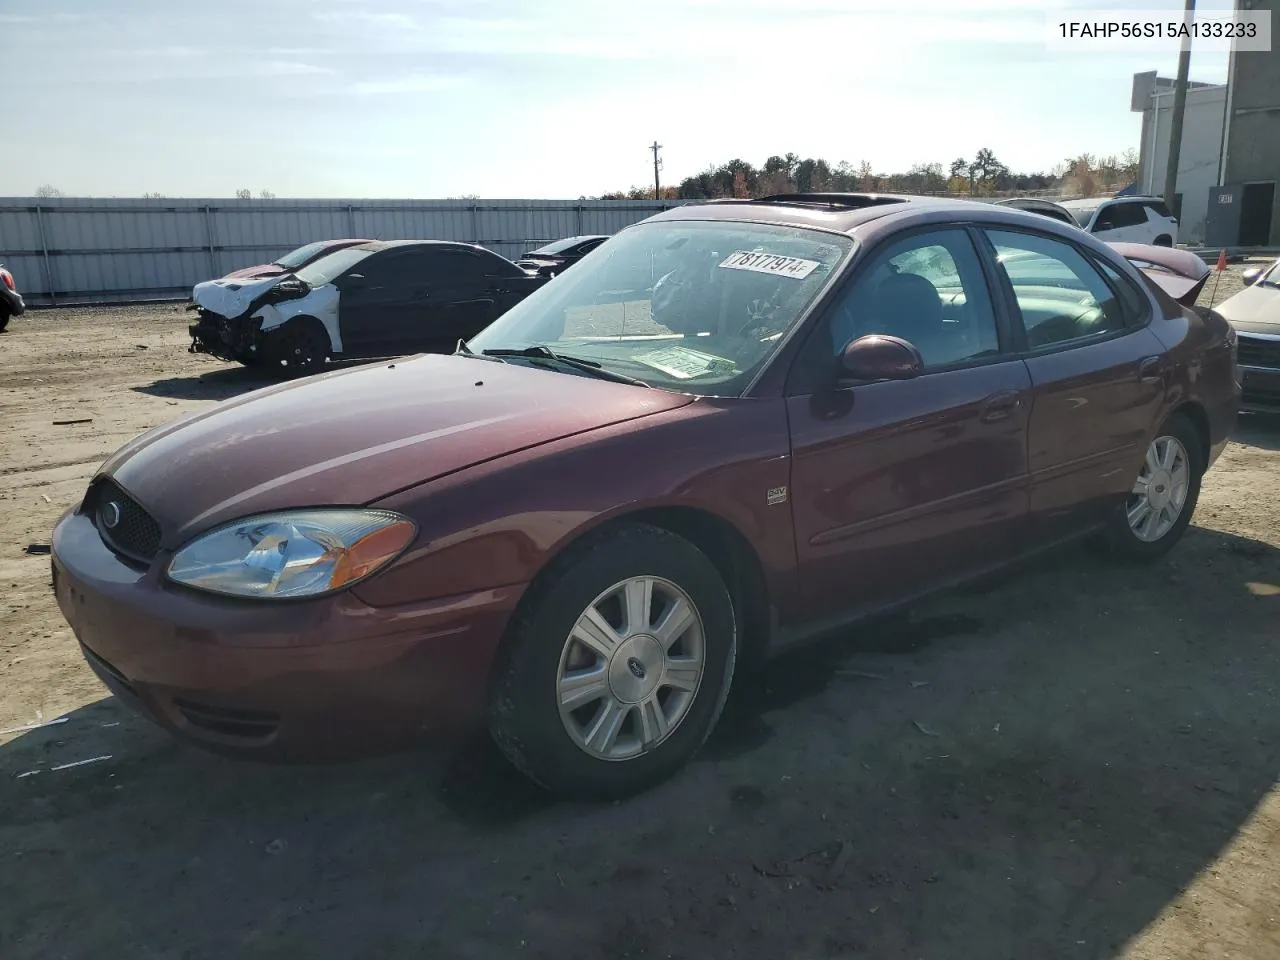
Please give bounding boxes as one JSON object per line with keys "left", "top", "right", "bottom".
{"left": 192, "top": 273, "right": 289, "bottom": 318}
{"left": 1215, "top": 281, "right": 1280, "bottom": 334}
{"left": 98, "top": 354, "right": 695, "bottom": 545}
{"left": 222, "top": 263, "right": 286, "bottom": 281}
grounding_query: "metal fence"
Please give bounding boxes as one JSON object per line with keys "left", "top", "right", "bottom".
{"left": 0, "top": 197, "right": 690, "bottom": 307}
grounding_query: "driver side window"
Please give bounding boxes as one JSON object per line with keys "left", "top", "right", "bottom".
{"left": 824, "top": 228, "right": 1000, "bottom": 370}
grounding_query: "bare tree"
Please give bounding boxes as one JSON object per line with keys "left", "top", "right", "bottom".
{"left": 235, "top": 188, "right": 252, "bottom": 200}
{"left": 35, "top": 184, "right": 64, "bottom": 198}
{"left": 142, "top": 191, "right": 165, "bottom": 199}
{"left": 259, "top": 189, "right": 276, "bottom": 199}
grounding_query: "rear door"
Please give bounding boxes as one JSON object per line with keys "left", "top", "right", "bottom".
{"left": 1092, "top": 201, "right": 1151, "bottom": 243}
{"left": 431, "top": 248, "right": 539, "bottom": 344}
{"left": 785, "top": 226, "right": 1033, "bottom": 628}
{"left": 982, "top": 227, "right": 1168, "bottom": 542}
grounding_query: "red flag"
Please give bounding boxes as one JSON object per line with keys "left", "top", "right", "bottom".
{"left": 1216, "top": 249, "right": 1228, "bottom": 272}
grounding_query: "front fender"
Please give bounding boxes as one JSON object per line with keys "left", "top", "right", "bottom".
{"left": 353, "top": 398, "right": 799, "bottom": 613}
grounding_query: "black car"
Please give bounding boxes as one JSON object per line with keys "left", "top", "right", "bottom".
{"left": 993, "top": 197, "right": 1079, "bottom": 226}
{"left": 189, "top": 240, "right": 550, "bottom": 375}
{"left": 516, "top": 235, "right": 610, "bottom": 277}
{"left": 0, "top": 261, "right": 25, "bottom": 332}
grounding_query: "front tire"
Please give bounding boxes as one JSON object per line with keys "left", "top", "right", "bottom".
{"left": 489, "top": 523, "right": 737, "bottom": 800}
{"left": 1103, "top": 413, "right": 1203, "bottom": 562}
{"left": 264, "top": 318, "right": 329, "bottom": 377}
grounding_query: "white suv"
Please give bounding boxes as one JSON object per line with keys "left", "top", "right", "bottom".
{"left": 1059, "top": 196, "right": 1179, "bottom": 246}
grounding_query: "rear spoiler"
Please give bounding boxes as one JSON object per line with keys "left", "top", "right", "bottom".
{"left": 1105, "top": 242, "right": 1210, "bottom": 307}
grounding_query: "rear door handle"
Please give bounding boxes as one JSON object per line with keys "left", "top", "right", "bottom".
{"left": 978, "top": 390, "right": 1025, "bottom": 423}
{"left": 1138, "top": 356, "right": 1164, "bottom": 382}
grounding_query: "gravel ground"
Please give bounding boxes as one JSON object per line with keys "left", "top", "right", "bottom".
{"left": 1, "top": 264, "right": 1278, "bottom": 960}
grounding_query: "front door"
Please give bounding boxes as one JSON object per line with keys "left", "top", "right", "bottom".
{"left": 981, "top": 227, "right": 1169, "bottom": 542}
{"left": 785, "top": 226, "right": 1032, "bottom": 628}
{"left": 335, "top": 250, "right": 430, "bottom": 358}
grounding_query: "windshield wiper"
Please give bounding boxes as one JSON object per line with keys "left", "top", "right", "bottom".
{"left": 480, "top": 345, "right": 651, "bottom": 387}
{"left": 455, "top": 339, "right": 508, "bottom": 363}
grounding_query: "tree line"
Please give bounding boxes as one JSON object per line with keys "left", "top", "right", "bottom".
{"left": 597, "top": 149, "right": 1140, "bottom": 201}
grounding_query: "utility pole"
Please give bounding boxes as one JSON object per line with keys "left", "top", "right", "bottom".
{"left": 1163, "top": 0, "right": 1195, "bottom": 211}
{"left": 650, "top": 141, "right": 663, "bottom": 200}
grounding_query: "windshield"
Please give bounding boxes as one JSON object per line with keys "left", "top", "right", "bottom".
{"left": 1064, "top": 204, "right": 1099, "bottom": 228}
{"left": 295, "top": 247, "right": 375, "bottom": 286}
{"left": 529, "top": 236, "right": 597, "bottom": 256}
{"left": 469, "top": 220, "right": 852, "bottom": 396}
{"left": 274, "top": 241, "right": 331, "bottom": 270}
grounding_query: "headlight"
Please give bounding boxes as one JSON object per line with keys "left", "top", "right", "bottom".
{"left": 167, "top": 509, "right": 416, "bottom": 599}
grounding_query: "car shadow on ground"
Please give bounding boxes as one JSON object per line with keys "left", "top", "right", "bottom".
{"left": 1234, "top": 411, "right": 1280, "bottom": 451}
{"left": 132, "top": 364, "right": 283, "bottom": 401}
{"left": 133, "top": 358, "right": 390, "bottom": 402}
{"left": 2, "top": 527, "right": 1278, "bottom": 959}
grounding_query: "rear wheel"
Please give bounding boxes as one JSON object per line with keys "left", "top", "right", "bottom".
{"left": 1154, "top": 235, "right": 1173, "bottom": 247}
{"left": 263, "top": 318, "right": 328, "bottom": 377}
{"left": 0, "top": 311, "right": 9, "bottom": 333}
{"left": 1103, "top": 413, "right": 1203, "bottom": 561}
{"left": 489, "top": 523, "right": 737, "bottom": 800}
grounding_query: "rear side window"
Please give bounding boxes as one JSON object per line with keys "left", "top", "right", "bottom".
{"left": 1094, "top": 259, "right": 1150, "bottom": 324}
{"left": 440, "top": 250, "right": 500, "bottom": 283}
{"left": 1143, "top": 200, "right": 1174, "bottom": 220}
{"left": 986, "top": 230, "right": 1128, "bottom": 349}
{"left": 1095, "top": 202, "right": 1147, "bottom": 231}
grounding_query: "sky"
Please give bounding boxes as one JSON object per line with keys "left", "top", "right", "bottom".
{"left": 1, "top": 0, "right": 1239, "bottom": 199}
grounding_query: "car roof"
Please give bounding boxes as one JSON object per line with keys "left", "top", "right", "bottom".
{"left": 642, "top": 192, "right": 1103, "bottom": 238}
{"left": 349, "top": 239, "right": 488, "bottom": 253}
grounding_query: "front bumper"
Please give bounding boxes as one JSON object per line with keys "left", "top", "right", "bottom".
{"left": 1240, "top": 365, "right": 1280, "bottom": 414}
{"left": 1, "top": 286, "right": 24, "bottom": 317}
{"left": 188, "top": 308, "right": 259, "bottom": 361}
{"left": 51, "top": 507, "right": 523, "bottom": 761}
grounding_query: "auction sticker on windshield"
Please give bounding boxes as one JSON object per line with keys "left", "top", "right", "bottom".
{"left": 719, "top": 250, "right": 820, "bottom": 280}
{"left": 633, "top": 345, "right": 737, "bottom": 380}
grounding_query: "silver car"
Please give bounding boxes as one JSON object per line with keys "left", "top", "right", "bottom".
{"left": 1216, "top": 257, "right": 1280, "bottom": 413}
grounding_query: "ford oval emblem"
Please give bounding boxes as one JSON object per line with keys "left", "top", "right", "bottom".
{"left": 626, "top": 657, "right": 646, "bottom": 680}
{"left": 101, "top": 501, "right": 122, "bottom": 530}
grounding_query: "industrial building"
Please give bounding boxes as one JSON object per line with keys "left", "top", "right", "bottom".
{"left": 1131, "top": 0, "right": 1280, "bottom": 247}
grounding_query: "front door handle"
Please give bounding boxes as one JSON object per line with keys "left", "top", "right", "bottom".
{"left": 978, "top": 390, "right": 1025, "bottom": 423}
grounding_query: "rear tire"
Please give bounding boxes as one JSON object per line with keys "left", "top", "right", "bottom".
{"left": 1154, "top": 235, "right": 1173, "bottom": 247}
{"left": 489, "top": 523, "right": 737, "bottom": 800}
{"left": 0, "top": 311, "right": 9, "bottom": 333}
{"left": 1102, "top": 412, "right": 1203, "bottom": 562}
{"left": 263, "top": 318, "right": 328, "bottom": 377}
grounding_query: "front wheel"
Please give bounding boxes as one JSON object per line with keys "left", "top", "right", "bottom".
{"left": 1103, "top": 413, "right": 1203, "bottom": 561}
{"left": 263, "top": 318, "right": 329, "bottom": 377}
{"left": 489, "top": 523, "right": 737, "bottom": 800}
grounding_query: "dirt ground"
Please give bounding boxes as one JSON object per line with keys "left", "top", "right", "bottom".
{"left": 2, "top": 268, "right": 1279, "bottom": 960}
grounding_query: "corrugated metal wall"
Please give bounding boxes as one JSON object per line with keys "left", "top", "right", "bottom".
{"left": 0, "top": 197, "right": 689, "bottom": 306}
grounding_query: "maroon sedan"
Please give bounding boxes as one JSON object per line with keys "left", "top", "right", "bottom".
{"left": 51, "top": 193, "right": 1239, "bottom": 799}
{"left": 219, "top": 238, "right": 372, "bottom": 281}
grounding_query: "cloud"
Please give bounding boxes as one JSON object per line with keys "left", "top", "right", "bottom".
{"left": 0, "top": 14, "right": 36, "bottom": 22}
{"left": 351, "top": 73, "right": 466, "bottom": 94}
{"left": 314, "top": 9, "right": 420, "bottom": 31}
{"left": 258, "top": 61, "right": 335, "bottom": 77}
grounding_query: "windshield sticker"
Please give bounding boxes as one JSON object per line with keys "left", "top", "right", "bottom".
{"left": 633, "top": 345, "right": 737, "bottom": 380}
{"left": 719, "top": 250, "right": 820, "bottom": 280}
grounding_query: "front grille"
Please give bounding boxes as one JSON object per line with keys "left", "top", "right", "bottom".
{"left": 1237, "top": 335, "right": 1280, "bottom": 369}
{"left": 172, "top": 699, "right": 280, "bottom": 741}
{"left": 89, "top": 479, "right": 162, "bottom": 564}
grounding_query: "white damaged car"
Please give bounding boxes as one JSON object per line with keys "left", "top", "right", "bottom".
{"left": 188, "top": 240, "right": 548, "bottom": 375}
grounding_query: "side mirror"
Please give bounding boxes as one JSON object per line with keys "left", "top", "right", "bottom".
{"left": 840, "top": 334, "right": 923, "bottom": 382}
{"left": 1242, "top": 267, "right": 1262, "bottom": 286}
